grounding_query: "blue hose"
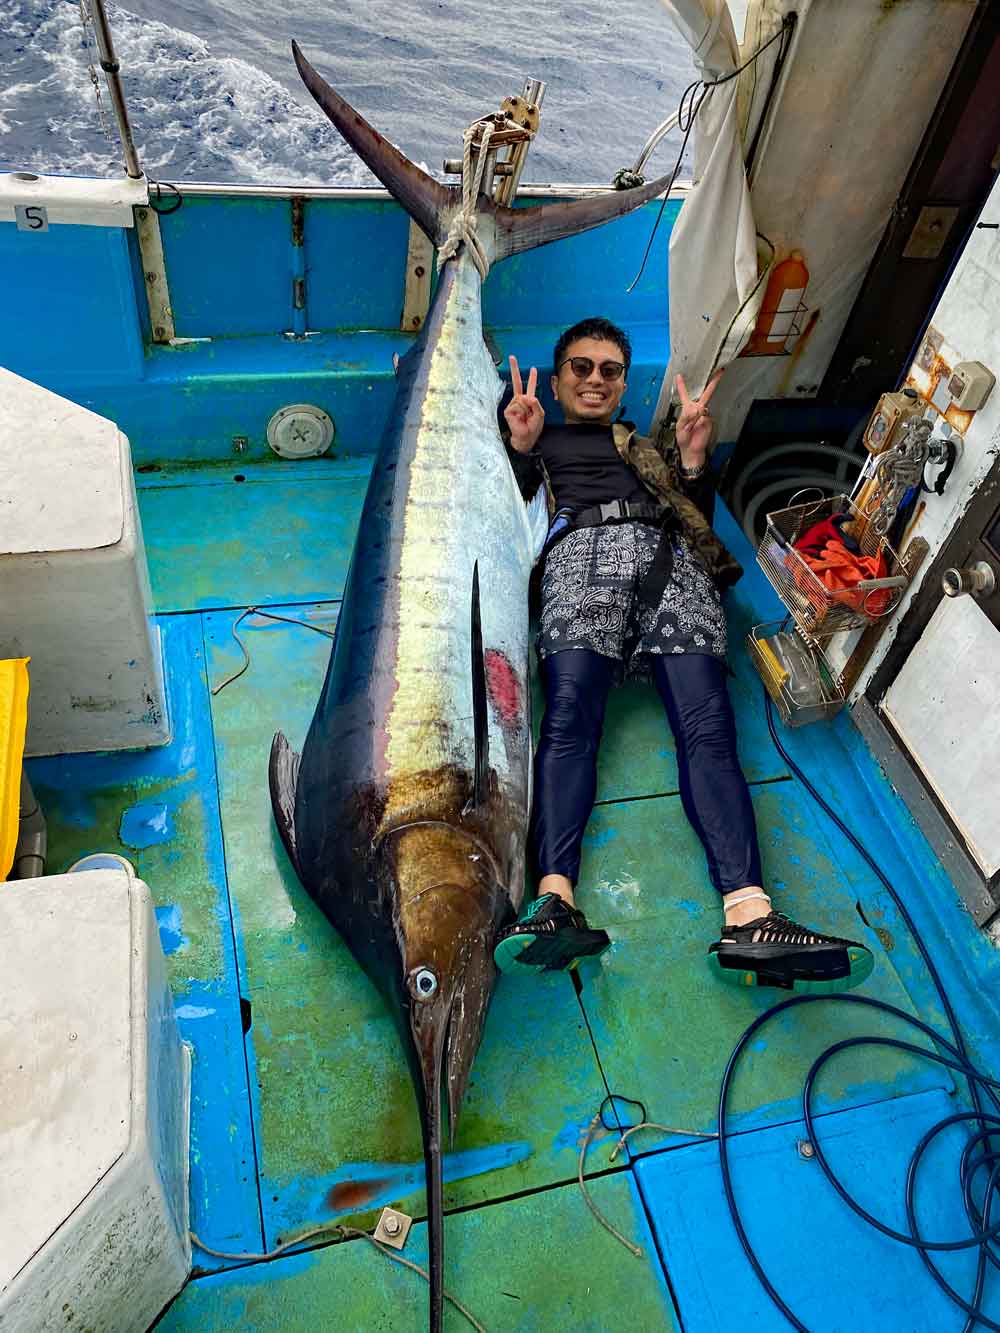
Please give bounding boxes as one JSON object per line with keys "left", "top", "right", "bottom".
{"left": 717, "top": 695, "right": 1000, "bottom": 1331}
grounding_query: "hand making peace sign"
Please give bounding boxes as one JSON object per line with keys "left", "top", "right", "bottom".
{"left": 504, "top": 355, "right": 545, "bottom": 454}
{"left": 675, "top": 368, "right": 724, "bottom": 466}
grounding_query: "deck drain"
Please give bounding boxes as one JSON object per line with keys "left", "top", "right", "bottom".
{"left": 266, "top": 403, "right": 335, "bottom": 458}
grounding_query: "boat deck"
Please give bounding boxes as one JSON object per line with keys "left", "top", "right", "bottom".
{"left": 27, "top": 455, "right": 1000, "bottom": 1331}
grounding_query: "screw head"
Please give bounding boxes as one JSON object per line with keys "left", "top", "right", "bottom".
{"left": 797, "top": 1139, "right": 815, "bottom": 1159}
{"left": 383, "top": 1215, "right": 401, "bottom": 1236}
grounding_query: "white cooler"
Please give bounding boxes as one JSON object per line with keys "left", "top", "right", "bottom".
{"left": 0, "top": 869, "right": 192, "bottom": 1331}
{"left": 0, "top": 366, "right": 169, "bottom": 755}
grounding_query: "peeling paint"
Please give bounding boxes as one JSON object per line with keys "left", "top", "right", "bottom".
{"left": 120, "top": 801, "right": 174, "bottom": 848}
{"left": 155, "top": 904, "right": 188, "bottom": 955}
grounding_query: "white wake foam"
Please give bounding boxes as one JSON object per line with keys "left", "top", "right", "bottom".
{"left": 1, "top": 0, "right": 376, "bottom": 185}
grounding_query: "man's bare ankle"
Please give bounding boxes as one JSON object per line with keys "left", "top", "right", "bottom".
{"left": 538, "top": 875, "right": 575, "bottom": 909}
{"left": 723, "top": 887, "right": 771, "bottom": 929}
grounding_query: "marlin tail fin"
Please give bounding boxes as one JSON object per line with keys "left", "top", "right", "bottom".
{"left": 292, "top": 42, "right": 674, "bottom": 262}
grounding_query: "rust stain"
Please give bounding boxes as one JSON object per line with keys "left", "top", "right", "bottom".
{"left": 776, "top": 308, "right": 821, "bottom": 398}
{"left": 325, "top": 1176, "right": 391, "bottom": 1212}
{"left": 874, "top": 926, "right": 894, "bottom": 952}
{"left": 906, "top": 332, "right": 975, "bottom": 435}
{"left": 945, "top": 403, "right": 974, "bottom": 435}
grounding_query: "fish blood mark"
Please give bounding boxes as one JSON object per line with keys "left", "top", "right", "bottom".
{"left": 325, "top": 1177, "right": 391, "bottom": 1212}
{"left": 484, "top": 650, "right": 521, "bottom": 726}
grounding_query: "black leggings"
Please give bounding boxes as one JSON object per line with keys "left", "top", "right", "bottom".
{"left": 532, "top": 649, "right": 763, "bottom": 895}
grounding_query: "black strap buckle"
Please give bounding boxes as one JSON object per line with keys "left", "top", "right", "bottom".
{"left": 599, "top": 499, "right": 627, "bottom": 523}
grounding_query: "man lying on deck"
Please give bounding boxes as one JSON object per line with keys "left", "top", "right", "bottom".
{"left": 494, "top": 316, "right": 873, "bottom": 994}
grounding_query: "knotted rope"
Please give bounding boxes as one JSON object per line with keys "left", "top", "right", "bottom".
{"left": 438, "top": 120, "right": 496, "bottom": 281}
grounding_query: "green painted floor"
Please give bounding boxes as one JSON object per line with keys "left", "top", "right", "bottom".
{"left": 157, "top": 1174, "right": 677, "bottom": 1332}
{"left": 26, "top": 460, "right": 955, "bottom": 1330}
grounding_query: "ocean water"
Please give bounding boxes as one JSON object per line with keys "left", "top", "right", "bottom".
{"left": 1, "top": 0, "right": 748, "bottom": 187}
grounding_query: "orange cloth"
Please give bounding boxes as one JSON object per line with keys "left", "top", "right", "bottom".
{"left": 800, "top": 540, "right": 890, "bottom": 615}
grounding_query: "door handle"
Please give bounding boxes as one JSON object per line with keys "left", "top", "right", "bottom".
{"left": 941, "top": 561, "right": 996, "bottom": 598}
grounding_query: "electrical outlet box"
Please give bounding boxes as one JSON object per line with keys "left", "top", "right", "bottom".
{"left": 947, "top": 361, "right": 995, "bottom": 412}
{"left": 864, "top": 388, "right": 924, "bottom": 454}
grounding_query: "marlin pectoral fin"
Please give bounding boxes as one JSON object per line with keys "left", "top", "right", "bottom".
{"left": 526, "top": 487, "right": 549, "bottom": 565}
{"left": 292, "top": 41, "right": 455, "bottom": 246}
{"left": 470, "top": 561, "right": 488, "bottom": 809}
{"left": 269, "top": 731, "right": 302, "bottom": 876}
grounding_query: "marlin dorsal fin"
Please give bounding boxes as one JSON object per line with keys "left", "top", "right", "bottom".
{"left": 470, "top": 561, "right": 488, "bottom": 808}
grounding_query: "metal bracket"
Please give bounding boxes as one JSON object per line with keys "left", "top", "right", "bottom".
{"left": 400, "top": 220, "right": 433, "bottom": 332}
{"left": 134, "top": 204, "right": 175, "bottom": 343}
{"left": 374, "top": 1206, "right": 413, "bottom": 1250}
{"left": 902, "top": 205, "right": 960, "bottom": 261}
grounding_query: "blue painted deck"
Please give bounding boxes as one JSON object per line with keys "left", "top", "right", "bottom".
{"left": 24, "top": 453, "right": 1000, "bottom": 1331}
{"left": 9, "top": 186, "right": 1000, "bottom": 1330}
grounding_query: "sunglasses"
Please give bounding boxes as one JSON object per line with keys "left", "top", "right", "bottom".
{"left": 558, "top": 356, "right": 626, "bottom": 382}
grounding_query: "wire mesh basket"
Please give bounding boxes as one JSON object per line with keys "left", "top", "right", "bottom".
{"left": 747, "top": 622, "right": 845, "bottom": 727}
{"left": 756, "top": 493, "right": 909, "bottom": 638}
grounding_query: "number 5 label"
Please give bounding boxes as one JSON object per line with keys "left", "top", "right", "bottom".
{"left": 15, "top": 205, "right": 49, "bottom": 232}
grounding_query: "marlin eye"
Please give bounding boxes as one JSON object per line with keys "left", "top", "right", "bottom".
{"left": 412, "top": 967, "right": 438, "bottom": 1000}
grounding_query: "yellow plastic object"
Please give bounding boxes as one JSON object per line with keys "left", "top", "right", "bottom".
{"left": 0, "top": 658, "right": 30, "bottom": 881}
{"left": 755, "top": 637, "right": 790, "bottom": 690}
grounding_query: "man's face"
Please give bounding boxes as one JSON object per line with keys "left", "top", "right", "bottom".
{"left": 551, "top": 337, "right": 628, "bottom": 425}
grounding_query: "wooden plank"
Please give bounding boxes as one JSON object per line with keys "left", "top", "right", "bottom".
{"left": 399, "top": 219, "right": 433, "bottom": 332}
{"left": 135, "top": 203, "right": 176, "bottom": 343}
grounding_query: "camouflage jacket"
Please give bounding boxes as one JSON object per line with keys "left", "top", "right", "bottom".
{"left": 507, "top": 420, "right": 743, "bottom": 589}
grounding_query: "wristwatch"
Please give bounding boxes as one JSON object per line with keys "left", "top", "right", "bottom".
{"left": 678, "top": 458, "right": 707, "bottom": 480}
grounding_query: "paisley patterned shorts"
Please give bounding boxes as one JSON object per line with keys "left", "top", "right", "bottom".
{"left": 538, "top": 520, "right": 727, "bottom": 675}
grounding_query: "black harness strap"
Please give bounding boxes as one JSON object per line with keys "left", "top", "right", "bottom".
{"left": 541, "top": 497, "right": 678, "bottom": 610}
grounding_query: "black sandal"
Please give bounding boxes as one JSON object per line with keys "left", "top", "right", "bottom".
{"left": 494, "top": 893, "right": 611, "bottom": 974}
{"left": 708, "top": 907, "right": 873, "bottom": 993}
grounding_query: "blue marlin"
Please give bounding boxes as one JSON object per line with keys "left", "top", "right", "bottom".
{"left": 270, "top": 42, "right": 672, "bottom": 1329}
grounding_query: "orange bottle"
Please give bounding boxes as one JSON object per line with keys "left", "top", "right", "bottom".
{"left": 744, "top": 249, "right": 809, "bottom": 355}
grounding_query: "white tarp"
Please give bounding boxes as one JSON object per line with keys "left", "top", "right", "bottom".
{"left": 651, "top": 0, "right": 769, "bottom": 428}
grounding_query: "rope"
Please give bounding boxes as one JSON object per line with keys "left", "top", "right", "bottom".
{"left": 210, "top": 605, "right": 335, "bottom": 696}
{"left": 576, "top": 1108, "right": 717, "bottom": 1259}
{"left": 189, "top": 1226, "right": 487, "bottom": 1332}
{"left": 438, "top": 121, "right": 496, "bottom": 281}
